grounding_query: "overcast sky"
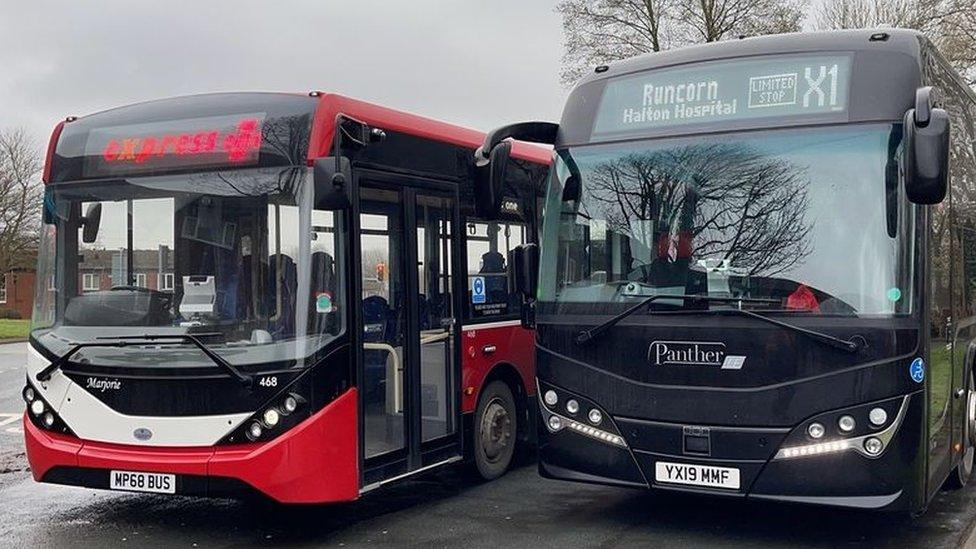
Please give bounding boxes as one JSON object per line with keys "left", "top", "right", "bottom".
{"left": 0, "top": 1, "right": 567, "bottom": 148}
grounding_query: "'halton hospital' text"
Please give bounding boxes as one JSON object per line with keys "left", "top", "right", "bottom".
{"left": 621, "top": 80, "right": 737, "bottom": 125}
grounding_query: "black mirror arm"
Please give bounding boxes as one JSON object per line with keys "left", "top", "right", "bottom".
{"left": 914, "top": 87, "right": 938, "bottom": 127}
{"left": 475, "top": 122, "right": 558, "bottom": 165}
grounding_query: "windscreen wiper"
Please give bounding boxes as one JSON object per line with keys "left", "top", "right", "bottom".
{"left": 574, "top": 294, "right": 864, "bottom": 354}
{"left": 574, "top": 294, "right": 779, "bottom": 345}
{"left": 36, "top": 333, "right": 255, "bottom": 389}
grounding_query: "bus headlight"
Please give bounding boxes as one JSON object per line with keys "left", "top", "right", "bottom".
{"left": 22, "top": 382, "right": 74, "bottom": 436}
{"left": 262, "top": 408, "right": 280, "bottom": 428}
{"left": 773, "top": 395, "right": 908, "bottom": 461}
{"left": 537, "top": 380, "right": 626, "bottom": 449}
{"left": 864, "top": 437, "right": 884, "bottom": 455}
{"left": 282, "top": 394, "right": 299, "bottom": 414}
{"left": 869, "top": 407, "right": 888, "bottom": 427}
{"left": 246, "top": 422, "right": 263, "bottom": 441}
{"left": 218, "top": 382, "right": 310, "bottom": 444}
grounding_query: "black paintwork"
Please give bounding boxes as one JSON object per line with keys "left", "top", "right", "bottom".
{"left": 533, "top": 29, "right": 976, "bottom": 514}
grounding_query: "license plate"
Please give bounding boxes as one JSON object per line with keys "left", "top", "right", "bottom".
{"left": 109, "top": 470, "right": 176, "bottom": 494}
{"left": 654, "top": 461, "right": 740, "bottom": 490}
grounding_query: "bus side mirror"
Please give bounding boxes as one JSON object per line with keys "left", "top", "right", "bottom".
{"left": 81, "top": 202, "right": 101, "bottom": 244}
{"left": 904, "top": 87, "right": 950, "bottom": 205}
{"left": 314, "top": 156, "right": 352, "bottom": 210}
{"left": 474, "top": 121, "right": 559, "bottom": 219}
{"left": 474, "top": 140, "right": 511, "bottom": 219}
{"left": 508, "top": 243, "right": 539, "bottom": 329}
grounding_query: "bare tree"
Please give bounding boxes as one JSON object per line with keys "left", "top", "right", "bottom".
{"left": 815, "top": 0, "right": 976, "bottom": 83}
{"left": 0, "top": 128, "right": 43, "bottom": 274}
{"left": 556, "top": 0, "right": 807, "bottom": 86}
{"left": 583, "top": 142, "right": 812, "bottom": 277}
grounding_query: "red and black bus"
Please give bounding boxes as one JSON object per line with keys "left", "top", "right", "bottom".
{"left": 24, "top": 92, "right": 549, "bottom": 502}
{"left": 478, "top": 30, "right": 976, "bottom": 514}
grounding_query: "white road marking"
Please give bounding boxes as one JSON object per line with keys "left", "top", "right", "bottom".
{"left": 0, "top": 414, "right": 21, "bottom": 427}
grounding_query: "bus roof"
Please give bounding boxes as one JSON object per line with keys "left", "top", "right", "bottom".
{"left": 44, "top": 91, "right": 550, "bottom": 183}
{"left": 309, "top": 93, "right": 552, "bottom": 165}
{"left": 575, "top": 29, "right": 926, "bottom": 87}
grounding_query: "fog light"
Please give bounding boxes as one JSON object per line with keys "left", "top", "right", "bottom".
{"left": 566, "top": 400, "right": 579, "bottom": 414}
{"left": 869, "top": 407, "right": 888, "bottom": 427}
{"left": 30, "top": 399, "right": 45, "bottom": 416}
{"left": 807, "top": 422, "right": 825, "bottom": 439}
{"left": 588, "top": 409, "right": 603, "bottom": 425}
{"left": 262, "top": 408, "right": 280, "bottom": 428}
{"left": 544, "top": 390, "right": 558, "bottom": 406}
{"left": 548, "top": 415, "right": 562, "bottom": 431}
{"left": 838, "top": 415, "right": 856, "bottom": 433}
{"left": 42, "top": 412, "right": 55, "bottom": 427}
{"left": 864, "top": 437, "right": 884, "bottom": 455}
{"left": 246, "top": 422, "right": 263, "bottom": 440}
{"left": 282, "top": 395, "right": 299, "bottom": 414}
{"left": 23, "top": 386, "right": 35, "bottom": 403}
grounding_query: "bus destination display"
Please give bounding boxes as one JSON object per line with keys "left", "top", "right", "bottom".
{"left": 593, "top": 55, "right": 851, "bottom": 136}
{"left": 83, "top": 113, "right": 266, "bottom": 178}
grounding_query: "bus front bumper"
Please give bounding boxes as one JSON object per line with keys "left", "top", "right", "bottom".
{"left": 24, "top": 389, "right": 360, "bottom": 504}
{"left": 538, "top": 390, "right": 925, "bottom": 512}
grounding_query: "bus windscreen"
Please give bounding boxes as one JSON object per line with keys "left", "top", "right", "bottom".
{"left": 593, "top": 54, "right": 852, "bottom": 138}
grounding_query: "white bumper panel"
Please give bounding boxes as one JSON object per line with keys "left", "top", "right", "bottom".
{"left": 27, "top": 344, "right": 251, "bottom": 447}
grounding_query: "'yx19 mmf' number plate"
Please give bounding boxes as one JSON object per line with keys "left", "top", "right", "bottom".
{"left": 654, "top": 461, "right": 740, "bottom": 490}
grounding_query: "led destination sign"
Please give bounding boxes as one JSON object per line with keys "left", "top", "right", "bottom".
{"left": 593, "top": 55, "right": 851, "bottom": 136}
{"left": 83, "top": 113, "right": 266, "bottom": 178}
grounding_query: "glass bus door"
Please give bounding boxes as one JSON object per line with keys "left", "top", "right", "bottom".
{"left": 357, "top": 178, "right": 461, "bottom": 486}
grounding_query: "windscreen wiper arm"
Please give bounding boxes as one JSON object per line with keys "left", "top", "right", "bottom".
{"left": 574, "top": 294, "right": 863, "bottom": 353}
{"left": 573, "top": 294, "right": 779, "bottom": 345}
{"left": 710, "top": 308, "right": 864, "bottom": 353}
{"left": 36, "top": 333, "right": 254, "bottom": 389}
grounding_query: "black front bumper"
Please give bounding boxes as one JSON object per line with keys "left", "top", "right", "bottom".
{"left": 538, "top": 387, "right": 925, "bottom": 512}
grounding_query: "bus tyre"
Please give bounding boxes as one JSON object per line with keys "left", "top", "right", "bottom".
{"left": 948, "top": 369, "right": 975, "bottom": 488}
{"left": 473, "top": 380, "right": 517, "bottom": 480}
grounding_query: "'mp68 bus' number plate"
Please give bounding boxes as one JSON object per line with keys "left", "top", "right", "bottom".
{"left": 109, "top": 470, "right": 176, "bottom": 494}
{"left": 654, "top": 461, "right": 740, "bottom": 490}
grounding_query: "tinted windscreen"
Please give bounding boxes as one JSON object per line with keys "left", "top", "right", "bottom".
{"left": 32, "top": 167, "right": 348, "bottom": 369}
{"left": 594, "top": 54, "right": 851, "bottom": 138}
{"left": 539, "top": 124, "right": 915, "bottom": 316}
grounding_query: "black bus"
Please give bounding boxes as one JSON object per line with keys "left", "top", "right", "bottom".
{"left": 474, "top": 29, "right": 976, "bottom": 513}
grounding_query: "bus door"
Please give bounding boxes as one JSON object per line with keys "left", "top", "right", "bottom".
{"left": 355, "top": 174, "right": 462, "bottom": 487}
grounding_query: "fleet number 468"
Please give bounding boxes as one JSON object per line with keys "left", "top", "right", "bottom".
{"left": 258, "top": 376, "right": 278, "bottom": 387}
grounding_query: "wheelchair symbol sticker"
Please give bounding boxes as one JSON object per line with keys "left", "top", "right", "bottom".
{"left": 910, "top": 358, "right": 925, "bottom": 383}
{"left": 472, "top": 276, "right": 486, "bottom": 304}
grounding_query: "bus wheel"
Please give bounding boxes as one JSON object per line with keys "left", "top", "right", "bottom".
{"left": 473, "top": 380, "right": 517, "bottom": 480}
{"left": 948, "top": 369, "right": 975, "bottom": 488}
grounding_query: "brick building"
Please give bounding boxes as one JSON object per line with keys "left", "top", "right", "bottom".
{"left": 0, "top": 270, "right": 36, "bottom": 319}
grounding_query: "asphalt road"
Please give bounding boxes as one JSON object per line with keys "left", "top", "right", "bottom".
{"left": 2, "top": 341, "right": 976, "bottom": 548}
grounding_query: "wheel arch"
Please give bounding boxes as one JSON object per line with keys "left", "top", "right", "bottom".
{"left": 480, "top": 361, "right": 531, "bottom": 443}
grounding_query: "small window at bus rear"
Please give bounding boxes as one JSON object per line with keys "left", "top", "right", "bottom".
{"left": 592, "top": 54, "right": 852, "bottom": 139}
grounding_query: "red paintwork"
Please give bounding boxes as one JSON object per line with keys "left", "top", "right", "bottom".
{"left": 306, "top": 94, "right": 552, "bottom": 167}
{"left": 460, "top": 323, "right": 536, "bottom": 413}
{"left": 42, "top": 120, "right": 65, "bottom": 184}
{"left": 24, "top": 388, "right": 360, "bottom": 504}
{"left": 32, "top": 92, "right": 549, "bottom": 501}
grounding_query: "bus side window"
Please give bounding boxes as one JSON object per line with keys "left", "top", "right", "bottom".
{"left": 464, "top": 220, "right": 526, "bottom": 319}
